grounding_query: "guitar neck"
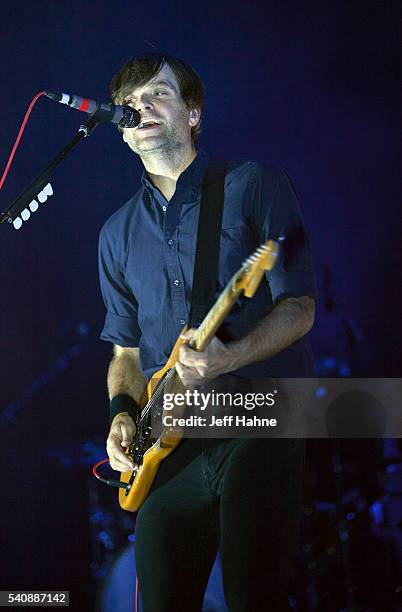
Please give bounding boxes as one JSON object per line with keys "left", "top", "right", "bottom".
{"left": 190, "top": 275, "right": 243, "bottom": 351}
{"left": 188, "top": 238, "right": 278, "bottom": 352}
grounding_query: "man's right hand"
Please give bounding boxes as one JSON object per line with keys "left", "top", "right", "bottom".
{"left": 106, "top": 412, "right": 136, "bottom": 472}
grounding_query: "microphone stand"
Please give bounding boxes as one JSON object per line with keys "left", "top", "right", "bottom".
{"left": 0, "top": 113, "right": 100, "bottom": 228}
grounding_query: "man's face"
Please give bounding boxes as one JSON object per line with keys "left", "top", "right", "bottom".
{"left": 120, "top": 63, "right": 200, "bottom": 156}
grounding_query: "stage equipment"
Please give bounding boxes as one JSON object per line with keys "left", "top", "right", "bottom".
{"left": 44, "top": 90, "right": 140, "bottom": 127}
{"left": 0, "top": 92, "right": 140, "bottom": 230}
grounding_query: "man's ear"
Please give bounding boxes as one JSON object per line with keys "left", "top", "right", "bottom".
{"left": 189, "top": 108, "right": 201, "bottom": 127}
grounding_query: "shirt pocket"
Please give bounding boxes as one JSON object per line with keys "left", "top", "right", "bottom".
{"left": 217, "top": 225, "right": 258, "bottom": 290}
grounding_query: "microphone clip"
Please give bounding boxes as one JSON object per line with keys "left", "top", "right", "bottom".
{"left": 79, "top": 113, "right": 100, "bottom": 137}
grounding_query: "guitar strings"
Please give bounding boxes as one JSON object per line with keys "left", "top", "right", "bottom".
{"left": 137, "top": 366, "right": 177, "bottom": 428}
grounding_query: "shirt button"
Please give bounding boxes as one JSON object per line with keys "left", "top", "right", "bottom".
{"left": 162, "top": 205, "right": 167, "bottom": 212}
{"left": 168, "top": 239, "right": 174, "bottom": 246}
{"left": 173, "top": 279, "right": 180, "bottom": 286}
{"left": 180, "top": 319, "right": 186, "bottom": 325}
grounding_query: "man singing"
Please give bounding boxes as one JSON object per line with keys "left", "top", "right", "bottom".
{"left": 99, "top": 53, "right": 316, "bottom": 611}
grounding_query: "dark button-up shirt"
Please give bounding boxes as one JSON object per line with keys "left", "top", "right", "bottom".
{"left": 99, "top": 150, "right": 316, "bottom": 379}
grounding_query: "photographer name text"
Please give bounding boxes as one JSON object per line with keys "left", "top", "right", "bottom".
{"left": 163, "top": 414, "right": 277, "bottom": 428}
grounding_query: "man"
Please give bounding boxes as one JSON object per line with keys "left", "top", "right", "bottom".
{"left": 99, "top": 53, "right": 316, "bottom": 611}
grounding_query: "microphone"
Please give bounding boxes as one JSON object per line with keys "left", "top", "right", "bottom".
{"left": 44, "top": 90, "right": 140, "bottom": 128}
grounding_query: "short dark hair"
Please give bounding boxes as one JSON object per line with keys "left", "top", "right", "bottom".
{"left": 109, "top": 53, "right": 204, "bottom": 144}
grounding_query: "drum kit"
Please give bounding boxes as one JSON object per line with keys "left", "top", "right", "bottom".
{"left": 292, "top": 438, "right": 402, "bottom": 611}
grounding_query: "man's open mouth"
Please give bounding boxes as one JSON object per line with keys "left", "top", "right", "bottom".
{"left": 137, "top": 120, "right": 162, "bottom": 130}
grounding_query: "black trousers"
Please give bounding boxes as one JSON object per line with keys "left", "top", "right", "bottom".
{"left": 134, "top": 438, "right": 304, "bottom": 612}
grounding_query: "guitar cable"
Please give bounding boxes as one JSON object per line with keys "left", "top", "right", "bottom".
{"left": 92, "top": 458, "right": 131, "bottom": 489}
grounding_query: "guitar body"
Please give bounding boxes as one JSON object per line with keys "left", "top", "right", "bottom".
{"left": 118, "top": 434, "right": 181, "bottom": 512}
{"left": 119, "top": 330, "right": 188, "bottom": 512}
{"left": 116, "top": 239, "right": 279, "bottom": 512}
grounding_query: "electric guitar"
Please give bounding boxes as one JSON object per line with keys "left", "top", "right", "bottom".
{"left": 119, "top": 239, "right": 279, "bottom": 511}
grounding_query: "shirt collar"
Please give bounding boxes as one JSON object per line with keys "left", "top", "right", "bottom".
{"left": 141, "top": 149, "right": 209, "bottom": 202}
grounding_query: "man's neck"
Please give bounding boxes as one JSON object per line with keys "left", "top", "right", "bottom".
{"left": 141, "top": 145, "right": 197, "bottom": 202}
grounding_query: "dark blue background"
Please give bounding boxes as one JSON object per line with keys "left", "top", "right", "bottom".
{"left": 0, "top": 1, "right": 400, "bottom": 610}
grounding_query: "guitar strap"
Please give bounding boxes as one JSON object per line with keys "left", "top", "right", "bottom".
{"left": 189, "top": 160, "right": 228, "bottom": 328}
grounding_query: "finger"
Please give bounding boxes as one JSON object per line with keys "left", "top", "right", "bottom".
{"left": 179, "top": 344, "right": 207, "bottom": 368}
{"left": 180, "top": 328, "right": 197, "bottom": 341}
{"left": 107, "top": 435, "right": 134, "bottom": 470}
{"left": 111, "top": 414, "right": 136, "bottom": 431}
{"left": 179, "top": 344, "right": 195, "bottom": 366}
{"left": 109, "top": 452, "right": 134, "bottom": 472}
{"left": 176, "top": 362, "right": 200, "bottom": 389}
{"left": 109, "top": 457, "right": 134, "bottom": 472}
{"left": 120, "top": 424, "right": 135, "bottom": 447}
{"left": 106, "top": 439, "right": 129, "bottom": 464}
{"left": 110, "top": 419, "right": 135, "bottom": 445}
{"left": 179, "top": 348, "right": 209, "bottom": 376}
{"left": 176, "top": 360, "right": 193, "bottom": 380}
{"left": 194, "top": 363, "right": 208, "bottom": 378}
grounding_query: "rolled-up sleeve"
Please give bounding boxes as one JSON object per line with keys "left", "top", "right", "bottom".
{"left": 98, "top": 224, "right": 142, "bottom": 347}
{"left": 252, "top": 164, "right": 317, "bottom": 304}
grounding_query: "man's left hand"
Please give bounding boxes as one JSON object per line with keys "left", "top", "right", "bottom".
{"left": 176, "top": 328, "right": 237, "bottom": 388}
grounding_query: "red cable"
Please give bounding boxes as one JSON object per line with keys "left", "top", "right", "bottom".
{"left": 92, "top": 457, "right": 109, "bottom": 480}
{"left": 135, "top": 576, "right": 139, "bottom": 612}
{"left": 0, "top": 91, "right": 46, "bottom": 192}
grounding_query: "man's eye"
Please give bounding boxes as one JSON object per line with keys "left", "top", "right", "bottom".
{"left": 153, "top": 90, "right": 166, "bottom": 96}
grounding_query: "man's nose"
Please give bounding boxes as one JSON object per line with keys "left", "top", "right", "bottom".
{"left": 133, "top": 94, "right": 153, "bottom": 112}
